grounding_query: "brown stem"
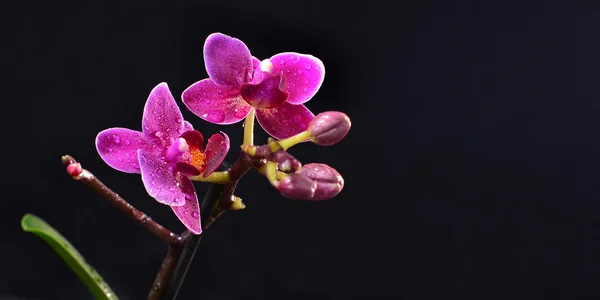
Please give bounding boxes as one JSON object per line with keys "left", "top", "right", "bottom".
{"left": 147, "top": 246, "right": 181, "bottom": 300}
{"left": 61, "top": 155, "right": 182, "bottom": 247}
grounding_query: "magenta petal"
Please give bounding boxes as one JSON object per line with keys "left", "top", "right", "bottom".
{"left": 170, "top": 177, "right": 202, "bottom": 234}
{"left": 204, "top": 33, "right": 253, "bottom": 88}
{"left": 182, "top": 79, "right": 252, "bottom": 124}
{"left": 269, "top": 52, "right": 325, "bottom": 105}
{"left": 142, "top": 83, "right": 185, "bottom": 149}
{"left": 255, "top": 102, "right": 315, "bottom": 139}
{"left": 240, "top": 72, "right": 290, "bottom": 109}
{"left": 175, "top": 161, "right": 201, "bottom": 177}
{"left": 203, "top": 132, "right": 230, "bottom": 177}
{"left": 137, "top": 149, "right": 186, "bottom": 207}
{"left": 183, "top": 121, "right": 194, "bottom": 132}
{"left": 95, "top": 128, "right": 148, "bottom": 173}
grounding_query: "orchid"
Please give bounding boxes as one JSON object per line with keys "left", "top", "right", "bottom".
{"left": 24, "top": 32, "right": 352, "bottom": 300}
{"left": 182, "top": 32, "right": 325, "bottom": 139}
{"left": 95, "top": 82, "right": 230, "bottom": 234}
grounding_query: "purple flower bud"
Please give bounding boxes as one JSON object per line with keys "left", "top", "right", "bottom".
{"left": 307, "top": 111, "right": 351, "bottom": 146}
{"left": 272, "top": 150, "right": 302, "bottom": 173}
{"left": 298, "top": 163, "right": 344, "bottom": 200}
{"left": 278, "top": 173, "right": 317, "bottom": 200}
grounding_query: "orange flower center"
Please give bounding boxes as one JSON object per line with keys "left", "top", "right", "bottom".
{"left": 189, "top": 146, "right": 207, "bottom": 173}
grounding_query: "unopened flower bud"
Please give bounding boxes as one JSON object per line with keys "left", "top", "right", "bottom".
{"left": 298, "top": 163, "right": 344, "bottom": 200}
{"left": 66, "top": 162, "right": 82, "bottom": 177}
{"left": 307, "top": 111, "right": 351, "bottom": 146}
{"left": 278, "top": 173, "right": 317, "bottom": 200}
{"left": 272, "top": 150, "right": 302, "bottom": 173}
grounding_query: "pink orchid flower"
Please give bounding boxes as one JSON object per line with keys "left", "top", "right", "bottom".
{"left": 182, "top": 32, "right": 325, "bottom": 139}
{"left": 95, "top": 82, "right": 229, "bottom": 234}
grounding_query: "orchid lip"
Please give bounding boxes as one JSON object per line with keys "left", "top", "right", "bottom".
{"left": 240, "top": 72, "right": 290, "bottom": 109}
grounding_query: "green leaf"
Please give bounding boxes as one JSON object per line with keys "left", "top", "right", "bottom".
{"left": 21, "top": 214, "right": 118, "bottom": 300}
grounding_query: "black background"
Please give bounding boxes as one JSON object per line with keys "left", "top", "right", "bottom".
{"left": 5, "top": 0, "right": 600, "bottom": 299}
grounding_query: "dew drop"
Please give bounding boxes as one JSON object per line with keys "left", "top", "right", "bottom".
{"left": 304, "top": 63, "right": 311, "bottom": 70}
{"left": 217, "top": 89, "right": 222, "bottom": 94}
{"left": 108, "top": 148, "right": 113, "bottom": 152}
{"left": 112, "top": 135, "right": 120, "bottom": 143}
{"left": 124, "top": 139, "right": 131, "bottom": 145}
{"left": 192, "top": 211, "right": 200, "bottom": 219}
{"left": 234, "top": 108, "right": 247, "bottom": 118}
{"left": 204, "top": 99, "right": 210, "bottom": 104}
{"left": 302, "top": 88, "right": 308, "bottom": 93}
{"left": 204, "top": 110, "right": 225, "bottom": 123}
{"left": 279, "top": 59, "right": 285, "bottom": 64}
{"left": 304, "top": 79, "right": 310, "bottom": 84}
{"left": 154, "top": 131, "right": 163, "bottom": 138}
{"left": 298, "top": 70, "right": 303, "bottom": 75}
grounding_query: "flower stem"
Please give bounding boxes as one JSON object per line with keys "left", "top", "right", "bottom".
{"left": 159, "top": 182, "right": 224, "bottom": 300}
{"left": 189, "top": 171, "right": 231, "bottom": 184}
{"left": 61, "top": 155, "right": 181, "bottom": 247}
{"left": 243, "top": 108, "right": 256, "bottom": 146}
{"left": 277, "top": 131, "right": 311, "bottom": 150}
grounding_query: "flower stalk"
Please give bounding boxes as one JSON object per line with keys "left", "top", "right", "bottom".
{"left": 61, "top": 155, "right": 182, "bottom": 247}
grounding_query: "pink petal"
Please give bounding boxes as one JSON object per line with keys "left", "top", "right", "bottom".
{"left": 142, "top": 82, "right": 185, "bottom": 150}
{"left": 204, "top": 33, "right": 253, "bottom": 88}
{"left": 137, "top": 149, "right": 186, "bottom": 207}
{"left": 95, "top": 128, "right": 148, "bottom": 173}
{"left": 240, "top": 72, "right": 290, "bottom": 109}
{"left": 183, "top": 121, "right": 194, "bottom": 131}
{"left": 255, "top": 102, "right": 315, "bottom": 139}
{"left": 182, "top": 79, "right": 252, "bottom": 125}
{"left": 170, "top": 177, "right": 202, "bottom": 234}
{"left": 203, "top": 132, "right": 230, "bottom": 177}
{"left": 269, "top": 52, "right": 325, "bottom": 105}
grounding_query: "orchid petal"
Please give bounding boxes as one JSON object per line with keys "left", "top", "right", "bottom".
{"left": 183, "top": 121, "right": 194, "bottom": 131}
{"left": 175, "top": 161, "right": 202, "bottom": 177}
{"left": 170, "top": 177, "right": 202, "bottom": 234}
{"left": 137, "top": 149, "right": 186, "bottom": 207}
{"left": 255, "top": 102, "right": 315, "bottom": 139}
{"left": 182, "top": 79, "right": 252, "bottom": 124}
{"left": 269, "top": 52, "right": 325, "bottom": 105}
{"left": 203, "top": 132, "right": 230, "bottom": 177}
{"left": 180, "top": 130, "right": 204, "bottom": 149}
{"left": 240, "top": 72, "right": 290, "bottom": 109}
{"left": 142, "top": 83, "right": 185, "bottom": 150}
{"left": 204, "top": 33, "right": 253, "bottom": 88}
{"left": 95, "top": 128, "right": 148, "bottom": 173}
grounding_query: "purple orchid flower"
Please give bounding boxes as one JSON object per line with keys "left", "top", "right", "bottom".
{"left": 95, "top": 82, "right": 230, "bottom": 234}
{"left": 182, "top": 32, "right": 325, "bottom": 139}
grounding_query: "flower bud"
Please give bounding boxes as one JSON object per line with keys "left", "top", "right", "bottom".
{"left": 66, "top": 162, "right": 82, "bottom": 177}
{"left": 307, "top": 111, "right": 351, "bottom": 146}
{"left": 278, "top": 173, "right": 317, "bottom": 200}
{"left": 298, "top": 163, "right": 344, "bottom": 200}
{"left": 272, "top": 150, "right": 302, "bottom": 173}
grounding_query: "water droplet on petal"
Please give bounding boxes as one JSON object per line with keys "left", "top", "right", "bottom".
{"left": 204, "top": 110, "right": 225, "bottom": 123}
{"left": 124, "top": 139, "right": 131, "bottom": 145}
{"left": 304, "top": 80, "right": 310, "bottom": 84}
{"left": 204, "top": 99, "right": 210, "bottom": 104}
{"left": 155, "top": 131, "right": 163, "bottom": 138}
{"left": 304, "top": 63, "right": 311, "bottom": 70}
{"left": 302, "top": 88, "right": 308, "bottom": 93}
{"left": 108, "top": 148, "right": 113, "bottom": 152}
{"left": 192, "top": 211, "right": 200, "bottom": 219}
{"left": 279, "top": 59, "right": 285, "bottom": 64}
{"left": 234, "top": 108, "right": 247, "bottom": 118}
{"left": 298, "top": 70, "right": 303, "bottom": 75}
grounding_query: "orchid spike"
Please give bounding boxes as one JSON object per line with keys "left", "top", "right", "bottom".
{"left": 95, "top": 82, "right": 230, "bottom": 234}
{"left": 182, "top": 32, "right": 325, "bottom": 139}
